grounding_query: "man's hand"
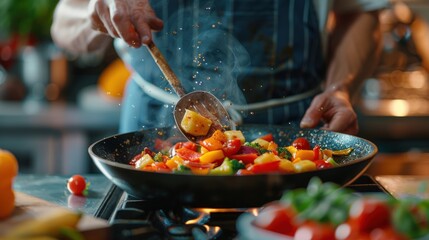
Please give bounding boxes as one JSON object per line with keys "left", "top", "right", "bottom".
{"left": 88, "top": 0, "right": 163, "bottom": 47}
{"left": 300, "top": 90, "right": 358, "bottom": 135}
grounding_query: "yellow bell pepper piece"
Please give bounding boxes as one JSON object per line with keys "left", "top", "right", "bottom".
{"left": 286, "top": 146, "right": 297, "bottom": 155}
{"left": 224, "top": 130, "right": 246, "bottom": 144}
{"left": 135, "top": 154, "right": 155, "bottom": 169}
{"left": 279, "top": 159, "right": 295, "bottom": 173}
{"left": 199, "top": 150, "right": 225, "bottom": 164}
{"left": 295, "top": 150, "right": 314, "bottom": 161}
{"left": 251, "top": 138, "right": 270, "bottom": 149}
{"left": 165, "top": 155, "right": 183, "bottom": 170}
{"left": 267, "top": 141, "right": 278, "bottom": 152}
{"left": 293, "top": 160, "right": 316, "bottom": 173}
{"left": 254, "top": 152, "right": 280, "bottom": 165}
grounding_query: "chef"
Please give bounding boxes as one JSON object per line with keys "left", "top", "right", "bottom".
{"left": 50, "top": 0, "right": 389, "bottom": 135}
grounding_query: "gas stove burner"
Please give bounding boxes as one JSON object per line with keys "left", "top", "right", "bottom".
{"left": 153, "top": 208, "right": 223, "bottom": 240}
{"left": 166, "top": 224, "right": 221, "bottom": 240}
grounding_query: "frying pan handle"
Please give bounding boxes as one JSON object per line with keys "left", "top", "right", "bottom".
{"left": 146, "top": 41, "right": 186, "bottom": 97}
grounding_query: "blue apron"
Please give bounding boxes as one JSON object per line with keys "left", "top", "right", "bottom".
{"left": 117, "top": 0, "right": 324, "bottom": 133}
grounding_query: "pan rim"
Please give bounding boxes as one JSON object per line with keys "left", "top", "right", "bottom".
{"left": 88, "top": 126, "right": 378, "bottom": 178}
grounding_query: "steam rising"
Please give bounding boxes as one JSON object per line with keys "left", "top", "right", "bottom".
{"left": 153, "top": 3, "right": 250, "bottom": 106}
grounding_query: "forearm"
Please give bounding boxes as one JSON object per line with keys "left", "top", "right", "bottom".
{"left": 325, "top": 11, "right": 382, "bottom": 100}
{"left": 50, "top": 0, "right": 112, "bottom": 54}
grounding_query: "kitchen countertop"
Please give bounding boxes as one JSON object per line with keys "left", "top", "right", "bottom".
{"left": 13, "top": 173, "right": 429, "bottom": 217}
{"left": 13, "top": 173, "right": 113, "bottom": 216}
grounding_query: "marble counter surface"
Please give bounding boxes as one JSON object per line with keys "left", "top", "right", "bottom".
{"left": 13, "top": 173, "right": 113, "bottom": 216}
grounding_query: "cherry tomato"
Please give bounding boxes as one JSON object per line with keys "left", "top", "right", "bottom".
{"left": 294, "top": 221, "right": 336, "bottom": 240}
{"left": 67, "top": 175, "right": 88, "bottom": 196}
{"left": 349, "top": 198, "right": 391, "bottom": 232}
{"left": 292, "top": 137, "right": 311, "bottom": 150}
{"left": 253, "top": 202, "right": 297, "bottom": 236}
{"left": 222, "top": 139, "right": 242, "bottom": 157}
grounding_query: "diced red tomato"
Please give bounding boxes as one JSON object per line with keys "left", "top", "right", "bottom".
{"left": 253, "top": 202, "right": 297, "bottom": 236}
{"left": 314, "top": 160, "right": 333, "bottom": 169}
{"left": 294, "top": 221, "right": 336, "bottom": 240}
{"left": 222, "top": 139, "right": 242, "bottom": 157}
{"left": 292, "top": 137, "right": 311, "bottom": 150}
{"left": 175, "top": 147, "right": 201, "bottom": 162}
{"left": 182, "top": 141, "right": 198, "bottom": 151}
{"left": 248, "top": 161, "right": 280, "bottom": 174}
{"left": 259, "top": 133, "right": 274, "bottom": 142}
{"left": 143, "top": 147, "right": 155, "bottom": 157}
{"left": 229, "top": 153, "right": 258, "bottom": 164}
{"left": 313, "top": 145, "right": 321, "bottom": 160}
{"left": 349, "top": 198, "right": 391, "bottom": 232}
{"left": 129, "top": 153, "right": 143, "bottom": 166}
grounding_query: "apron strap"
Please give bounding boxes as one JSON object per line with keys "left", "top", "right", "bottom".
{"left": 133, "top": 72, "right": 320, "bottom": 125}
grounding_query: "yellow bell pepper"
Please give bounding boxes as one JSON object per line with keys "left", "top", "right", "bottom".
{"left": 200, "top": 150, "right": 225, "bottom": 164}
{"left": 251, "top": 138, "right": 270, "bottom": 149}
{"left": 279, "top": 159, "right": 295, "bottom": 173}
{"left": 293, "top": 160, "right": 316, "bottom": 173}
{"left": 224, "top": 130, "right": 246, "bottom": 144}
{"left": 135, "top": 154, "right": 155, "bottom": 169}
{"left": 165, "top": 155, "right": 183, "bottom": 170}
{"left": 254, "top": 152, "right": 280, "bottom": 165}
{"left": 295, "top": 150, "right": 314, "bottom": 161}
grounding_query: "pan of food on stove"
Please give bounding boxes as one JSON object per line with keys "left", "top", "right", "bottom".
{"left": 88, "top": 121, "right": 377, "bottom": 208}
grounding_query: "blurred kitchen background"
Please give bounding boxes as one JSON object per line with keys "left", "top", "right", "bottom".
{"left": 0, "top": 0, "right": 428, "bottom": 175}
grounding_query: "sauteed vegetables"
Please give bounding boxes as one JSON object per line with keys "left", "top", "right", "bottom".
{"left": 129, "top": 129, "right": 353, "bottom": 175}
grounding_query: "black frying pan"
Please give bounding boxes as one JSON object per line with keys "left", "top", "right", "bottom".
{"left": 88, "top": 125, "right": 377, "bottom": 208}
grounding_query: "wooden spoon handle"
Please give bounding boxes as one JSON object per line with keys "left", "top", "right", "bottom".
{"left": 146, "top": 41, "right": 186, "bottom": 97}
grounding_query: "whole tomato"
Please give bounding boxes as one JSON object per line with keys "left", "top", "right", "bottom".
{"left": 292, "top": 137, "right": 311, "bottom": 150}
{"left": 348, "top": 197, "right": 391, "bottom": 232}
{"left": 253, "top": 202, "right": 297, "bottom": 237}
{"left": 67, "top": 175, "right": 88, "bottom": 196}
